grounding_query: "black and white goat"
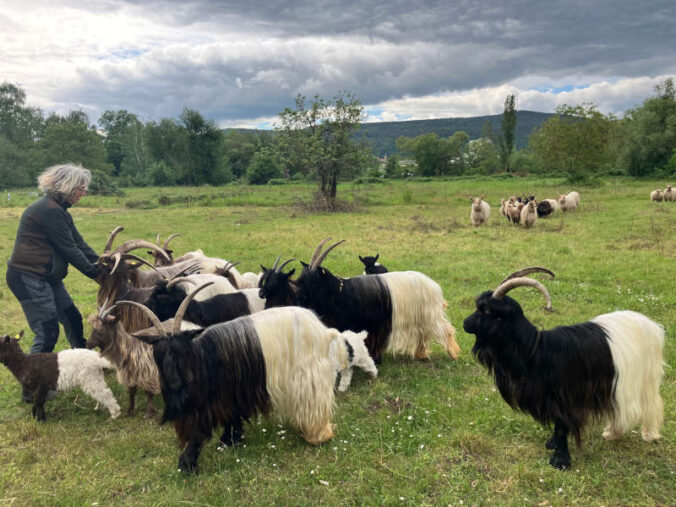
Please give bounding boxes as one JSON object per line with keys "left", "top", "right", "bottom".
{"left": 123, "top": 285, "right": 354, "bottom": 474}
{"left": 358, "top": 254, "right": 388, "bottom": 275}
{"left": 143, "top": 275, "right": 265, "bottom": 326}
{"left": 463, "top": 267, "right": 664, "bottom": 470}
{"left": 259, "top": 239, "right": 459, "bottom": 363}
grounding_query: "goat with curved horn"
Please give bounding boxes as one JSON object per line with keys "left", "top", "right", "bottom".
{"left": 463, "top": 274, "right": 664, "bottom": 470}
{"left": 103, "top": 226, "right": 124, "bottom": 253}
{"left": 311, "top": 239, "right": 345, "bottom": 269}
{"left": 499, "top": 267, "right": 555, "bottom": 285}
{"left": 172, "top": 282, "right": 215, "bottom": 334}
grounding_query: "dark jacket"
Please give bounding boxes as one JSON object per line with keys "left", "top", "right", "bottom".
{"left": 7, "top": 194, "right": 100, "bottom": 284}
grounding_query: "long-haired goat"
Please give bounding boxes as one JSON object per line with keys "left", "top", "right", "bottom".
{"left": 650, "top": 190, "right": 663, "bottom": 202}
{"left": 124, "top": 286, "right": 354, "bottom": 474}
{"left": 558, "top": 191, "right": 580, "bottom": 211}
{"left": 663, "top": 185, "right": 674, "bottom": 202}
{"left": 463, "top": 267, "right": 664, "bottom": 470}
{"left": 359, "top": 253, "right": 388, "bottom": 275}
{"left": 469, "top": 196, "right": 490, "bottom": 226}
{"left": 520, "top": 200, "right": 538, "bottom": 228}
{"left": 537, "top": 198, "right": 559, "bottom": 217}
{"left": 259, "top": 239, "right": 459, "bottom": 364}
{"left": 1, "top": 332, "right": 120, "bottom": 421}
{"left": 87, "top": 302, "right": 202, "bottom": 417}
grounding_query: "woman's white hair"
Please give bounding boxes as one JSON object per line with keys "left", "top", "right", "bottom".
{"left": 37, "top": 164, "right": 91, "bottom": 198}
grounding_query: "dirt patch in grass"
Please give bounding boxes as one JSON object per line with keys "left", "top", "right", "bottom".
{"left": 365, "top": 396, "right": 413, "bottom": 414}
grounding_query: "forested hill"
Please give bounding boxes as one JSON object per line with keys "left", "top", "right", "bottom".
{"left": 354, "top": 110, "right": 553, "bottom": 156}
{"left": 230, "top": 110, "right": 553, "bottom": 157}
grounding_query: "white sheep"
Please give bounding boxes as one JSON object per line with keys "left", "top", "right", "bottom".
{"left": 469, "top": 196, "right": 491, "bottom": 226}
{"left": 558, "top": 191, "right": 580, "bottom": 211}
{"left": 650, "top": 190, "right": 663, "bottom": 202}
{"left": 520, "top": 200, "right": 538, "bottom": 228}
{"left": 663, "top": 185, "right": 674, "bottom": 202}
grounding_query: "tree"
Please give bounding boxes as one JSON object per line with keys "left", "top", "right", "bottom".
{"left": 34, "top": 111, "right": 110, "bottom": 174}
{"left": 528, "top": 104, "right": 615, "bottom": 180}
{"left": 0, "top": 82, "right": 43, "bottom": 145}
{"left": 275, "top": 91, "right": 367, "bottom": 203}
{"left": 396, "top": 131, "right": 469, "bottom": 176}
{"left": 498, "top": 94, "right": 517, "bottom": 172}
{"left": 222, "top": 130, "right": 257, "bottom": 179}
{"left": 97, "top": 110, "right": 138, "bottom": 175}
{"left": 618, "top": 78, "right": 676, "bottom": 176}
{"left": 384, "top": 155, "right": 401, "bottom": 178}
{"left": 180, "top": 108, "right": 224, "bottom": 185}
{"left": 246, "top": 148, "right": 282, "bottom": 184}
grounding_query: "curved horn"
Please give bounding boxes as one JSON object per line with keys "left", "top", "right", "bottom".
{"left": 271, "top": 255, "right": 282, "bottom": 271}
{"left": 111, "top": 240, "right": 171, "bottom": 261}
{"left": 499, "top": 267, "right": 555, "bottom": 286}
{"left": 166, "top": 277, "right": 198, "bottom": 291}
{"left": 172, "top": 282, "right": 215, "bottom": 335}
{"left": 492, "top": 277, "right": 552, "bottom": 310}
{"left": 312, "top": 239, "right": 345, "bottom": 269}
{"left": 122, "top": 254, "right": 161, "bottom": 273}
{"left": 113, "top": 301, "right": 167, "bottom": 337}
{"left": 309, "top": 238, "right": 332, "bottom": 266}
{"left": 162, "top": 233, "right": 181, "bottom": 249}
{"left": 110, "top": 253, "right": 123, "bottom": 275}
{"left": 103, "top": 226, "right": 124, "bottom": 253}
{"left": 278, "top": 258, "right": 296, "bottom": 272}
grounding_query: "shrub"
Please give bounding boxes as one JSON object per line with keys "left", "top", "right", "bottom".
{"left": 89, "top": 170, "right": 124, "bottom": 196}
{"left": 246, "top": 149, "right": 282, "bottom": 185}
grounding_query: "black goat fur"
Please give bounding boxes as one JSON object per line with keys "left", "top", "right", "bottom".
{"left": 358, "top": 254, "right": 389, "bottom": 274}
{"left": 145, "top": 281, "right": 251, "bottom": 326}
{"left": 463, "top": 291, "right": 616, "bottom": 470}
{"left": 142, "top": 319, "right": 270, "bottom": 473}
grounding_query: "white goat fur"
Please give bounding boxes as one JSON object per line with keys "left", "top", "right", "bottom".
{"left": 543, "top": 198, "right": 559, "bottom": 212}
{"left": 558, "top": 191, "right": 580, "bottom": 211}
{"left": 177, "top": 274, "right": 237, "bottom": 300}
{"left": 56, "top": 349, "right": 120, "bottom": 419}
{"left": 470, "top": 198, "right": 491, "bottom": 226}
{"left": 664, "top": 185, "right": 674, "bottom": 202}
{"left": 247, "top": 306, "right": 339, "bottom": 444}
{"left": 329, "top": 330, "right": 378, "bottom": 392}
{"left": 650, "top": 190, "right": 663, "bottom": 202}
{"left": 520, "top": 201, "right": 538, "bottom": 227}
{"left": 380, "top": 271, "right": 459, "bottom": 359}
{"left": 592, "top": 311, "right": 664, "bottom": 442}
{"left": 239, "top": 272, "right": 263, "bottom": 289}
{"left": 174, "top": 250, "right": 249, "bottom": 287}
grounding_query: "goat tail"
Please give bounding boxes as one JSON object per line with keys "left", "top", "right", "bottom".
{"left": 593, "top": 311, "right": 664, "bottom": 441}
{"left": 443, "top": 321, "right": 460, "bottom": 360}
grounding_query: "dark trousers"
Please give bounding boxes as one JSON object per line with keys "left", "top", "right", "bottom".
{"left": 6, "top": 267, "right": 86, "bottom": 353}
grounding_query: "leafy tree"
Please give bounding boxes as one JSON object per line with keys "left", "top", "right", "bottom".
{"left": 34, "top": 111, "right": 110, "bottom": 174}
{"left": 528, "top": 104, "right": 615, "bottom": 181}
{"left": 0, "top": 82, "right": 43, "bottom": 145}
{"left": 275, "top": 91, "right": 367, "bottom": 202}
{"left": 246, "top": 148, "right": 282, "bottom": 184}
{"left": 618, "top": 78, "right": 676, "bottom": 176}
{"left": 98, "top": 110, "right": 138, "bottom": 175}
{"left": 180, "top": 108, "right": 224, "bottom": 185}
{"left": 145, "top": 118, "right": 188, "bottom": 182}
{"left": 118, "top": 116, "right": 151, "bottom": 184}
{"left": 498, "top": 94, "right": 517, "bottom": 172}
{"left": 384, "top": 155, "right": 401, "bottom": 178}
{"left": 0, "top": 135, "right": 31, "bottom": 187}
{"left": 222, "top": 130, "right": 257, "bottom": 179}
{"left": 465, "top": 137, "right": 499, "bottom": 174}
{"left": 396, "top": 131, "right": 469, "bottom": 176}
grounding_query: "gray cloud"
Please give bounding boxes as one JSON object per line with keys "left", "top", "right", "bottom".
{"left": 2, "top": 0, "right": 675, "bottom": 125}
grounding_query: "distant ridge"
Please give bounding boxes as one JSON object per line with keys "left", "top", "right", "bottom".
{"left": 225, "top": 110, "right": 554, "bottom": 157}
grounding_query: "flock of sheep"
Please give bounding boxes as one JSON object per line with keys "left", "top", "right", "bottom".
{"left": 650, "top": 184, "right": 675, "bottom": 202}
{"left": 0, "top": 190, "right": 667, "bottom": 475}
{"left": 469, "top": 191, "right": 580, "bottom": 227}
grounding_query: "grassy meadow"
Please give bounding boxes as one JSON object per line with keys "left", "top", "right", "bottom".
{"left": 0, "top": 177, "right": 674, "bottom": 505}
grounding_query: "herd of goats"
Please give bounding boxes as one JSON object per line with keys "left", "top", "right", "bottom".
{"left": 0, "top": 189, "right": 668, "bottom": 474}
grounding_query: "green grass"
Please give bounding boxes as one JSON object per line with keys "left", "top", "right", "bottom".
{"left": 0, "top": 177, "right": 674, "bottom": 505}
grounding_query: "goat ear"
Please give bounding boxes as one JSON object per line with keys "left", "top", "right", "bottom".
{"left": 374, "top": 253, "right": 379, "bottom": 261}
{"left": 287, "top": 268, "right": 295, "bottom": 277}
{"left": 16, "top": 330, "right": 25, "bottom": 341}
{"left": 131, "top": 333, "right": 163, "bottom": 345}
{"left": 300, "top": 261, "right": 309, "bottom": 268}
{"left": 359, "top": 255, "right": 365, "bottom": 263}
{"left": 260, "top": 264, "right": 268, "bottom": 272}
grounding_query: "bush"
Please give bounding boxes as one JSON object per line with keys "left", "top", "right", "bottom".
{"left": 149, "top": 161, "right": 178, "bottom": 186}
{"left": 246, "top": 149, "right": 282, "bottom": 185}
{"left": 89, "top": 170, "right": 124, "bottom": 196}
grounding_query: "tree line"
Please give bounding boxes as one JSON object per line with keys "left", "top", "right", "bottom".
{"left": 1, "top": 79, "right": 675, "bottom": 200}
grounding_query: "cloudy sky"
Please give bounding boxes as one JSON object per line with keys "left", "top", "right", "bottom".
{"left": 2, "top": 0, "right": 675, "bottom": 128}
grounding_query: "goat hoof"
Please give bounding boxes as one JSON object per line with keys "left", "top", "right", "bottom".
{"left": 549, "top": 453, "right": 571, "bottom": 470}
{"left": 545, "top": 437, "right": 556, "bottom": 450}
{"left": 178, "top": 458, "right": 198, "bottom": 475}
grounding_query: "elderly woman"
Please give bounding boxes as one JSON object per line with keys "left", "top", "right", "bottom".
{"left": 5, "top": 164, "right": 100, "bottom": 402}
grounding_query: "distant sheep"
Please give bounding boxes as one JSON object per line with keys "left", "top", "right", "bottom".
{"left": 470, "top": 196, "right": 491, "bottom": 226}
{"left": 664, "top": 185, "right": 674, "bottom": 202}
{"left": 650, "top": 190, "right": 663, "bottom": 202}
{"left": 558, "top": 191, "right": 580, "bottom": 212}
{"left": 520, "top": 200, "right": 538, "bottom": 228}
{"left": 537, "top": 199, "right": 559, "bottom": 218}
{"left": 0, "top": 332, "right": 120, "bottom": 421}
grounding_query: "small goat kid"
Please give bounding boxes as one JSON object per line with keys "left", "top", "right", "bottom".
{"left": 359, "top": 253, "right": 388, "bottom": 274}
{"left": 463, "top": 268, "right": 664, "bottom": 470}
{"left": 0, "top": 332, "right": 120, "bottom": 421}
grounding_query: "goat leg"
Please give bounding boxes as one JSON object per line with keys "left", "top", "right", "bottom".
{"left": 144, "top": 391, "right": 158, "bottom": 418}
{"left": 178, "top": 440, "right": 203, "bottom": 475}
{"left": 220, "top": 418, "right": 244, "bottom": 446}
{"left": 548, "top": 421, "right": 571, "bottom": 470}
{"left": 126, "top": 386, "right": 137, "bottom": 417}
{"left": 31, "top": 389, "right": 48, "bottom": 422}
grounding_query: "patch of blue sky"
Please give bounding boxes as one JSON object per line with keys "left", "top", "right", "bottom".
{"left": 98, "top": 49, "right": 147, "bottom": 60}
{"left": 365, "top": 106, "right": 412, "bottom": 122}
{"left": 529, "top": 83, "right": 591, "bottom": 93}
